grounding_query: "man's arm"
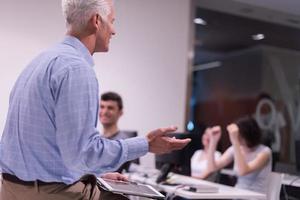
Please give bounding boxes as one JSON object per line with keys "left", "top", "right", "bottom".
{"left": 53, "top": 66, "right": 190, "bottom": 175}
{"left": 53, "top": 66, "right": 146, "bottom": 174}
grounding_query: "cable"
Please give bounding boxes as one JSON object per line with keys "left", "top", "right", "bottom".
{"left": 164, "top": 184, "right": 186, "bottom": 200}
{"left": 282, "top": 184, "right": 289, "bottom": 200}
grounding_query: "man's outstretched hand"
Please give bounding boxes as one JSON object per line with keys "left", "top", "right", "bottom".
{"left": 146, "top": 126, "right": 191, "bottom": 154}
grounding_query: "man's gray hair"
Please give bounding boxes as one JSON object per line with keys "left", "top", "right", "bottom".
{"left": 62, "top": 0, "right": 111, "bottom": 31}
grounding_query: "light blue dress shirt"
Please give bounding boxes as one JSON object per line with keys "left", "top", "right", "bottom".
{"left": 0, "top": 36, "right": 148, "bottom": 184}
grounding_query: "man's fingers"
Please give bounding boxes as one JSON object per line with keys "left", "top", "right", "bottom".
{"left": 159, "top": 126, "right": 178, "bottom": 135}
{"left": 167, "top": 137, "right": 191, "bottom": 150}
{"left": 117, "top": 174, "right": 128, "bottom": 181}
{"left": 149, "top": 126, "right": 178, "bottom": 138}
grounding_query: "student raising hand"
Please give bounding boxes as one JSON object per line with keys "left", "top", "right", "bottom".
{"left": 226, "top": 123, "right": 240, "bottom": 145}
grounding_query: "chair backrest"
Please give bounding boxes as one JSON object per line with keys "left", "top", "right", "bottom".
{"left": 267, "top": 172, "right": 283, "bottom": 200}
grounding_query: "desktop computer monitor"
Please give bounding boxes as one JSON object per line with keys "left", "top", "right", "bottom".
{"left": 274, "top": 140, "right": 300, "bottom": 176}
{"left": 295, "top": 140, "right": 300, "bottom": 174}
{"left": 155, "top": 132, "right": 202, "bottom": 183}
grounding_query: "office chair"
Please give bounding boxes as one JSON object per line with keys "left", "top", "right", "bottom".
{"left": 267, "top": 172, "right": 283, "bottom": 200}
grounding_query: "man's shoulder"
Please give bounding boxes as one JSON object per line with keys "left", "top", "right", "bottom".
{"left": 50, "top": 43, "right": 88, "bottom": 66}
{"left": 38, "top": 44, "right": 93, "bottom": 78}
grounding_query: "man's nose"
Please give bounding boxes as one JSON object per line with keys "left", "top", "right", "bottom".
{"left": 111, "top": 26, "right": 116, "bottom": 35}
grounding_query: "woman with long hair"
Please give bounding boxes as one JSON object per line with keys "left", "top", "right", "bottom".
{"left": 207, "top": 116, "right": 272, "bottom": 194}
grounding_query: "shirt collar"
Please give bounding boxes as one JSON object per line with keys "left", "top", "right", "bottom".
{"left": 62, "top": 35, "right": 95, "bottom": 67}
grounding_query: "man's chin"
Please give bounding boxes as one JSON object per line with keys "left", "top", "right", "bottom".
{"left": 95, "top": 45, "right": 109, "bottom": 53}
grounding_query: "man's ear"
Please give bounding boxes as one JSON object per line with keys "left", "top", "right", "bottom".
{"left": 88, "top": 14, "right": 102, "bottom": 33}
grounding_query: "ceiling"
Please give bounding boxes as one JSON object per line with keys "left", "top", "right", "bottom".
{"left": 233, "top": 0, "right": 300, "bottom": 17}
{"left": 194, "top": 0, "right": 300, "bottom": 64}
{"left": 195, "top": 0, "right": 300, "bottom": 29}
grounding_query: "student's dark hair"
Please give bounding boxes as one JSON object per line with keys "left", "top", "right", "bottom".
{"left": 235, "top": 116, "right": 261, "bottom": 148}
{"left": 101, "top": 91, "right": 123, "bottom": 110}
{"left": 257, "top": 92, "right": 274, "bottom": 102}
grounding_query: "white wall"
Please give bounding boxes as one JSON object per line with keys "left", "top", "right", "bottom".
{"left": 0, "top": 0, "right": 191, "bottom": 168}
{"left": 0, "top": 0, "right": 66, "bottom": 135}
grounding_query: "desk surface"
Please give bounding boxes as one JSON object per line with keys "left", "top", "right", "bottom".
{"left": 282, "top": 173, "right": 300, "bottom": 187}
{"left": 221, "top": 168, "right": 300, "bottom": 187}
{"left": 128, "top": 171, "right": 266, "bottom": 200}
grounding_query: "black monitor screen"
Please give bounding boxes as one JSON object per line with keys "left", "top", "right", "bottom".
{"left": 295, "top": 140, "right": 300, "bottom": 173}
{"left": 155, "top": 132, "right": 202, "bottom": 176}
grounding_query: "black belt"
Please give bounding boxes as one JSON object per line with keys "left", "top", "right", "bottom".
{"left": 2, "top": 173, "right": 61, "bottom": 186}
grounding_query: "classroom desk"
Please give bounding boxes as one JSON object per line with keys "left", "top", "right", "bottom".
{"left": 221, "top": 168, "right": 300, "bottom": 187}
{"left": 282, "top": 173, "right": 300, "bottom": 187}
{"left": 128, "top": 171, "right": 266, "bottom": 200}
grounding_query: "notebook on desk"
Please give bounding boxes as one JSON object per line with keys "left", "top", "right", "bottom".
{"left": 97, "top": 178, "right": 165, "bottom": 199}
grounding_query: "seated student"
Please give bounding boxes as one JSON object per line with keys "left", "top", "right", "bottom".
{"left": 99, "top": 91, "right": 133, "bottom": 139}
{"left": 207, "top": 116, "right": 272, "bottom": 194}
{"left": 190, "top": 128, "right": 221, "bottom": 180}
{"left": 99, "top": 91, "right": 139, "bottom": 172}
